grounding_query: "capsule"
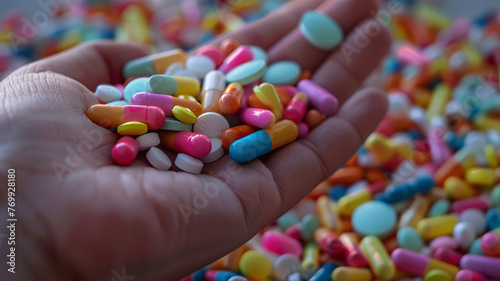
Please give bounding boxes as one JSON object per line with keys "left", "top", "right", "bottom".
{"left": 444, "top": 177, "right": 476, "bottom": 200}
{"left": 331, "top": 267, "right": 372, "bottom": 281}
{"left": 337, "top": 181, "right": 387, "bottom": 216}
{"left": 284, "top": 92, "right": 308, "bottom": 123}
{"left": 460, "top": 255, "right": 500, "bottom": 279}
{"left": 173, "top": 76, "right": 201, "bottom": 97}
{"left": 455, "top": 269, "right": 487, "bottom": 281}
{"left": 130, "top": 92, "right": 203, "bottom": 116}
{"left": 417, "top": 214, "right": 458, "bottom": 240}
{"left": 480, "top": 228, "right": 500, "bottom": 256}
{"left": 86, "top": 104, "right": 166, "bottom": 130}
{"left": 220, "top": 38, "right": 241, "bottom": 57}
{"left": 246, "top": 93, "right": 269, "bottom": 109}
{"left": 297, "top": 79, "right": 338, "bottom": 116}
{"left": 359, "top": 236, "right": 395, "bottom": 281}
{"left": 261, "top": 231, "right": 302, "bottom": 257}
{"left": 202, "top": 70, "right": 226, "bottom": 113}
{"left": 309, "top": 263, "right": 337, "bottom": 281}
{"left": 398, "top": 194, "right": 430, "bottom": 228}
{"left": 254, "top": 83, "right": 283, "bottom": 120}
{"left": 435, "top": 147, "right": 476, "bottom": 186}
{"left": 159, "top": 131, "right": 211, "bottom": 158}
{"left": 450, "top": 196, "right": 490, "bottom": 214}
{"left": 221, "top": 125, "right": 256, "bottom": 150}
{"left": 218, "top": 46, "right": 253, "bottom": 74}
{"left": 218, "top": 83, "right": 244, "bottom": 114}
{"left": 301, "top": 242, "right": 319, "bottom": 278}
{"left": 112, "top": 137, "right": 139, "bottom": 166}
{"left": 229, "top": 120, "right": 298, "bottom": 163}
{"left": 433, "top": 247, "right": 463, "bottom": 267}
{"left": 364, "top": 133, "right": 405, "bottom": 171}
{"left": 392, "top": 248, "right": 459, "bottom": 278}
{"left": 338, "top": 232, "right": 368, "bottom": 267}
{"left": 238, "top": 108, "right": 275, "bottom": 129}
{"left": 123, "top": 48, "right": 187, "bottom": 78}
{"left": 315, "top": 196, "right": 341, "bottom": 232}
{"left": 314, "top": 228, "right": 346, "bottom": 259}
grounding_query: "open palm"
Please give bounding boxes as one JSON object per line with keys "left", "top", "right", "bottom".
{"left": 0, "top": 0, "right": 390, "bottom": 280}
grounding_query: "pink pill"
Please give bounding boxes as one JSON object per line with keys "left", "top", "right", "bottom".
{"left": 297, "top": 79, "right": 338, "bottom": 116}
{"left": 433, "top": 247, "right": 462, "bottom": 266}
{"left": 297, "top": 122, "right": 309, "bottom": 139}
{"left": 391, "top": 248, "right": 430, "bottom": 276}
{"left": 480, "top": 232, "right": 500, "bottom": 256}
{"left": 460, "top": 255, "right": 500, "bottom": 279}
{"left": 130, "top": 92, "right": 174, "bottom": 116}
{"left": 450, "top": 196, "right": 490, "bottom": 214}
{"left": 262, "top": 231, "right": 303, "bottom": 257}
{"left": 284, "top": 225, "right": 302, "bottom": 242}
{"left": 428, "top": 127, "right": 453, "bottom": 166}
{"left": 455, "top": 269, "right": 487, "bottom": 281}
{"left": 275, "top": 86, "right": 297, "bottom": 99}
{"left": 218, "top": 46, "right": 254, "bottom": 74}
{"left": 112, "top": 136, "right": 139, "bottom": 166}
{"left": 196, "top": 45, "right": 224, "bottom": 67}
{"left": 160, "top": 131, "right": 212, "bottom": 159}
{"left": 429, "top": 236, "right": 459, "bottom": 252}
{"left": 438, "top": 18, "right": 471, "bottom": 45}
{"left": 396, "top": 44, "right": 429, "bottom": 67}
{"left": 284, "top": 93, "right": 308, "bottom": 123}
{"left": 238, "top": 108, "right": 275, "bottom": 128}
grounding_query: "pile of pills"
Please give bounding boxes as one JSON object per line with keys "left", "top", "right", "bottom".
{"left": 87, "top": 9, "right": 345, "bottom": 173}
{"left": 173, "top": 5, "right": 499, "bottom": 281}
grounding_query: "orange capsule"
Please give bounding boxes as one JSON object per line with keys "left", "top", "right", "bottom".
{"left": 299, "top": 69, "right": 313, "bottom": 81}
{"left": 247, "top": 93, "right": 270, "bottom": 110}
{"left": 218, "top": 83, "right": 244, "bottom": 114}
{"left": 347, "top": 155, "right": 358, "bottom": 167}
{"left": 220, "top": 38, "right": 241, "bottom": 58}
{"left": 307, "top": 181, "right": 331, "bottom": 200}
{"left": 305, "top": 109, "right": 325, "bottom": 130}
{"left": 365, "top": 168, "right": 387, "bottom": 183}
{"left": 386, "top": 74, "right": 403, "bottom": 91}
{"left": 327, "top": 167, "right": 364, "bottom": 186}
{"left": 221, "top": 125, "right": 256, "bottom": 150}
{"left": 276, "top": 88, "right": 292, "bottom": 108}
{"left": 412, "top": 151, "right": 431, "bottom": 165}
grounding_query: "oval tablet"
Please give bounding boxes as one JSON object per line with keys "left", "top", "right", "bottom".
{"left": 263, "top": 61, "right": 301, "bottom": 86}
{"left": 117, "top": 121, "right": 148, "bottom": 136}
{"left": 226, "top": 60, "right": 267, "bottom": 85}
{"left": 95, "top": 84, "right": 122, "bottom": 103}
{"left": 200, "top": 138, "right": 225, "bottom": 163}
{"left": 136, "top": 132, "right": 161, "bottom": 151}
{"left": 124, "top": 77, "right": 148, "bottom": 102}
{"left": 194, "top": 112, "right": 230, "bottom": 138}
{"left": 352, "top": 201, "right": 397, "bottom": 238}
{"left": 146, "top": 147, "right": 172, "bottom": 171}
{"left": 175, "top": 153, "right": 204, "bottom": 174}
{"left": 300, "top": 11, "right": 344, "bottom": 51}
{"left": 172, "top": 105, "right": 197, "bottom": 124}
{"left": 249, "top": 45, "right": 268, "bottom": 63}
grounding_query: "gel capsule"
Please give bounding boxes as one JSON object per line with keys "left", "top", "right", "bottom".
{"left": 297, "top": 79, "right": 338, "bottom": 116}
{"left": 339, "top": 232, "right": 368, "bottom": 267}
{"left": 284, "top": 92, "right": 308, "bottom": 123}
{"left": 202, "top": 70, "right": 226, "bottom": 113}
{"left": 359, "top": 236, "right": 395, "bottom": 281}
{"left": 130, "top": 92, "right": 203, "bottom": 116}
{"left": 218, "top": 83, "right": 243, "bottom": 114}
{"left": 229, "top": 120, "right": 298, "bottom": 163}
{"left": 86, "top": 104, "right": 166, "bottom": 130}
{"left": 159, "top": 131, "right": 211, "bottom": 158}
{"left": 221, "top": 125, "right": 256, "bottom": 150}
{"left": 238, "top": 108, "right": 275, "bottom": 129}
{"left": 123, "top": 49, "right": 187, "bottom": 78}
{"left": 218, "top": 46, "right": 253, "bottom": 74}
{"left": 391, "top": 248, "right": 459, "bottom": 278}
{"left": 112, "top": 136, "right": 139, "bottom": 166}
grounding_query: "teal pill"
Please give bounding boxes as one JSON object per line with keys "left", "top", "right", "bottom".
{"left": 148, "top": 75, "right": 178, "bottom": 95}
{"left": 263, "top": 61, "right": 301, "bottom": 86}
{"left": 106, "top": 100, "right": 129, "bottom": 106}
{"left": 397, "top": 226, "right": 425, "bottom": 253}
{"left": 123, "top": 56, "right": 156, "bottom": 78}
{"left": 469, "top": 238, "right": 485, "bottom": 255}
{"left": 428, "top": 199, "right": 450, "bottom": 217}
{"left": 300, "top": 11, "right": 343, "bottom": 51}
{"left": 226, "top": 60, "right": 267, "bottom": 85}
{"left": 277, "top": 212, "right": 300, "bottom": 230}
{"left": 300, "top": 214, "right": 320, "bottom": 241}
{"left": 160, "top": 118, "right": 193, "bottom": 131}
{"left": 124, "top": 77, "right": 148, "bottom": 102}
{"left": 492, "top": 185, "right": 500, "bottom": 208}
{"left": 250, "top": 45, "right": 268, "bottom": 63}
{"left": 351, "top": 201, "right": 397, "bottom": 238}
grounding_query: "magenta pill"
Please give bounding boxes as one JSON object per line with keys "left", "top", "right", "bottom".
{"left": 261, "top": 231, "right": 303, "bottom": 257}
{"left": 297, "top": 79, "right": 338, "bottom": 116}
{"left": 112, "top": 136, "right": 139, "bottom": 166}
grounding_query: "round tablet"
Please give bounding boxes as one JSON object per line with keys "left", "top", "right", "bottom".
{"left": 186, "top": 54, "right": 216, "bottom": 79}
{"left": 200, "top": 138, "right": 225, "bottom": 163}
{"left": 136, "top": 133, "right": 161, "bottom": 151}
{"left": 397, "top": 226, "right": 425, "bottom": 253}
{"left": 351, "top": 201, "right": 397, "bottom": 238}
{"left": 263, "top": 61, "right": 301, "bottom": 86}
{"left": 249, "top": 45, "right": 268, "bottom": 63}
{"left": 117, "top": 121, "right": 148, "bottom": 136}
{"left": 95, "top": 84, "right": 122, "bottom": 103}
{"left": 175, "top": 153, "right": 204, "bottom": 174}
{"left": 124, "top": 77, "right": 148, "bottom": 102}
{"left": 194, "top": 112, "right": 230, "bottom": 138}
{"left": 146, "top": 147, "right": 172, "bottom": 171}
{"left": 160, "top": 118, "right": 193, "bottom": 131}
{"left": 226, "top": 60, "right": 267, "bottom": 85}
{"left": 300, "top": 11, "right": 343, "bottom": 51}
{"left": 164, "top": 62, "right": 183, "bottom": 76}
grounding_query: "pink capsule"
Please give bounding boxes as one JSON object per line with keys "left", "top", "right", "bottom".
{"left": 130, "top": 92, "right": 203, "bottom": 117}
{"left": 455, "top": 269, "right": 488, "bottom": 281}
{"left": 480, "top": 232, "right": 500, "bottom": 257}
{"left": 450, "top": 196, "right": 490, "bottom": 214}
{"left": 218, "top": 46, "right": 254, "bottom": 74}
{"left": 297, "top": 79, "right": 338, "bottom": 116}
{"left": 428, "top": 127, "right": 453, "bottom": 166}
{"left": 297, "top": 122, "right": 309, "bottom": 139}
{"left": 438, "top": 18, "right": 471, "bottom": 45}
{"left": 433, "top": 247, "right": 463, "bottom": 266}
{"left": 391, "top": 248, "right": 459, "bottom": 277}
{"left": 460, "top": 255, "right": 500, "bottom": 279}
{"left": 238, "top": 108, "right": 275, "bottom": 129}
{"left": 284, "top": 92, "right": 308, "bottom": 123}
{"left": 338, "top": 233, "right": 368, "bottom": 268}
{"left": 159, "top": 131, "right": 211, "bottom": 158}
{"left": 112, "top": 136, "right": 139, "bottom": 166}
{"left": 395, "top": 44, "right": 429, "bottom": 67}
{"left": 429, "top": 236, "right": 459, "bottom": 252}
{"left": 284, "top": 225, "right": 302, "bottom": 242}
{"left": 261, "top": 231, "right": 303, "bottom": 257}
{"left": 275, "top": 86, "right": 297, "bottom": 99}
{"left": 196, "top": 45, "right": 224, "bottom": 67}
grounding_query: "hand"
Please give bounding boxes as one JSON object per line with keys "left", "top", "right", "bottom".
{"left": 0, "top": 0, "right": 390, "bottom": 280}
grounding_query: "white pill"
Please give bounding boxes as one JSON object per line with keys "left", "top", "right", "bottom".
{"left": 173, "top": 69, "right": 199, "bottom": 81}
{"left": 186, "top": 55, "right": 215, "bottom": 79}
{"left": 164, "top": 62, "right": 183, "bottom": 76}
{"left": 388, "top": 92, "right": 410, "bottom": 114}
{"left": 193, "top": 112, "right": 230, "bottom": 138}
{"left": 453, "top": 221, "right": 476, "bottom": 249}
{"left": 95, "top": 84, "right": 122, "bottom": 103}
{"left": 459, "top": 209, "right": 486, "bottom": 236}
{"left": 136, "top": 133, "right": 160, "bottom": 151}
{"left": 175, "top": 153, "right": 203, "bottom": 174}
{"left": 200, "top": 138, "right": 225, "bottom": 163}
{"left": 273, "top": 254, "right": 301, "bottom": 281}
{"left": 146, "top": 147, "right": 172, "bottom": 171}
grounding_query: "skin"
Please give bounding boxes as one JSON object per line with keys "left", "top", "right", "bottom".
{"left": 0, "top": 0, "right": 390, "bottom": 280}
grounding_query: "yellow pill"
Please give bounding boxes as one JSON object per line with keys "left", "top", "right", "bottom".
{"left": 239, "top": 250, "right": 272, "bottom": 280}
{"left": 485, "top": 144, "right": 498, "bottom": 168}
{"left": 465, "top": 167, "right": 495, "bottom": 186}
{"left": 117, "top": 121, "right": 147, "bottom": 136}
{"left": 424, "top": 269, "right": 451, "bottom": 281}
{"left": 474, "top": 114, "right": 500, "bottom": 131}
{"left": 173, "top": 77, "right": 200, "bottom": 97}
{"left": 444, "top": 177, "right": 476, "bottom": 200}
{"left": 425, "top": 259, "right": 459, "bottom": 279}
{"left": 301, "top": 242, "right": 319, "bottom": 276}
{"left": 365, "top": 133, "right": 396, "bottom": 163}
{"left": 337, "top": 189, "right": 371, "bottom": 216}
{"left": 417, "top": 214, "right": 457, "bottom": 240}
{"left": 254, "top": 83, "right": 283, "bottom": 120}
{"left": 172, "top": 105, "right": 197, "bottom": 124}
{"left": 332, "top": 267, "right": 372, "bottom": 281}
{"left": 426, "top": 83, "right": 451, "bottom": 120}
{"left": 359, "top": 236, "right": 395, "bottom": 281}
